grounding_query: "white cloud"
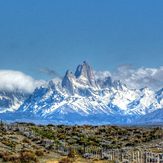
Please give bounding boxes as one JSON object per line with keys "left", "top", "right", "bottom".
{"left": 112, "top": 65, "right": 163, "bottom": 90}
{"left": 94, "top": 71, "right": 111, "bottom": 80}
{"left": 0, "top": 65, "right": 162, "bottom": 94}
{"left": 95, "top": 65, "right": 163, "bottom": 91}
{"left": 0, "top": 70, "right": 44, "bottom": 93}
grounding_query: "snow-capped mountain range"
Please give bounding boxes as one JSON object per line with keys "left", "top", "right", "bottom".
{"left": 0, "top": 90, "right": 29, "bottom": 113}
{"left": 0, "top": 61, "right": 162, "bottom": 125}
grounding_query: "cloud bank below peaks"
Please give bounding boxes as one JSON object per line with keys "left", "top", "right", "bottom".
{"left": 95, "top": 65, "right": 163, "bottom": 91}
{"left": 0, "top": 70, "right": 44, "bottom": 93}
{"left": 0, "top": 65, "right": 162, "bottom": 93}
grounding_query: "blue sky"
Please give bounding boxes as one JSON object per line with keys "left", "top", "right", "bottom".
{"left": 0, "top": 0, "right": 163, "bottom": 79}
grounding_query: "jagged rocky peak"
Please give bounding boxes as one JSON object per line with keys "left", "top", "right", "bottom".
{"left": 63, "top": 70, "right": 75, "bottom": 82}
{"left": 98, "top": 76, "right": 113, "bottom": 88}
{"left": 62, "top": 70, "right": 75, "bottom": 94}
{"left": 48, "top": 80, "right": 56, "bottom": 90}
{"left": 61, "top": 61, "right": 127, "bottom": 92}
{"left": 75, "top": 61, "right": 93, "bottom": 78}
{"left": 112, "top": 80, "right": 127, "bottom": 90}
{"left": 96, "top": 75, "right": 126, "bottom": 90}
{"left": 75, "top": 61, "right": 97, "bottom": 87}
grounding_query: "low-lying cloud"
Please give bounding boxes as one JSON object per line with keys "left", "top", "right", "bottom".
{"left": 0, "top": 70, "right": 44, "bottom": 93}
{"left": 95, "top": 65, "right": 163, "bottom": 91}
{"left": 0, "top": 65, "right": 162, "bottom": 94}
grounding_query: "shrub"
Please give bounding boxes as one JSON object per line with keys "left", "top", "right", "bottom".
{"left": 68, "top": 148, "right": 76, "bottom": 158}
{"left": 22, "top": 138, "right": 31, "bottom": 144}
{"left": 0, "top": 152, "right": 20, "bottom": 162}
{"left": 1, "top": 152, "right": 11, "bottom": 161}
{"left": 59, "top": 157, "right": 73, "bottom": 163}
{"left": 20, "top": 150, "right": 38, "bottom": 163}
{"left": 1, "top": 139, "right": 16, "bottom": 148}
{"left": 35, "top": 149, "right": 44, "bottom": 156}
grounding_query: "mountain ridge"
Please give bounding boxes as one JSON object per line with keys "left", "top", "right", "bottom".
{"left": 0, "top": 61, "right": 162, "bottom": 125}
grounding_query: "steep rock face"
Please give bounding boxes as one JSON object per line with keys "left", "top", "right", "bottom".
{"left": 62, "top": 70, "right": 75, "bottom": 94}
{"left": 75, "top": 61, "right": 97, "bottom": 88}
{"left": 62, "top": 61, "right": 98, "bottom": 96}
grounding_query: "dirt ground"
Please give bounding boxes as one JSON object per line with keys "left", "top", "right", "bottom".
{"left": 43, "top": 157, "right": 114, "bottom": 163}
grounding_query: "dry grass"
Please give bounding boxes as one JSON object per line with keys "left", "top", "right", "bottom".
{"left": 45, "top": 157, "right": 115, "bottom": 163}
{"left": 20, "top": 150, "right": 38, "bottom": 162}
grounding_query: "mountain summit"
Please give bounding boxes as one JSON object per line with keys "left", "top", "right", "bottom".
{"left": 0, "top": 62, "right": 162, "bottom": 125}
{"left": 62, "top": 70, "right": 75, "bottom": 94}
{"left": 75, "top": 61, "right": 97, "bottom": 87}
{"left": 62, "top": 61, "right": 98, "bottom": 94}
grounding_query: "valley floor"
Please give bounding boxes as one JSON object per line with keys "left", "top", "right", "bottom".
{"left": 0, "top": 122, "right": 162, "bottom": 163}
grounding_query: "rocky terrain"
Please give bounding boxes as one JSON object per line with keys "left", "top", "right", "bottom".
{"left": 0, "top": 122, "right": 162, "bottom": 162}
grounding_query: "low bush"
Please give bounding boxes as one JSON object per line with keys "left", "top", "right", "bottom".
{"left": 20, "top": 150, "right": 38, "bottom": 163}
{"left": 59, "top": 157, "right": 73, "bottom": 163}
{"left": 35, "top": 149, "right": 44, "bottom": 156}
